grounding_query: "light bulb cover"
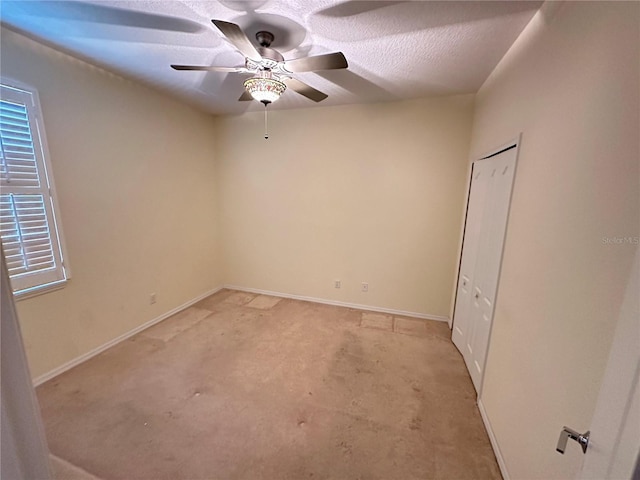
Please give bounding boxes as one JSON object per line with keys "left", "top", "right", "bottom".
{"left": 243, "top": 76, "right": 286, "bottom": 104}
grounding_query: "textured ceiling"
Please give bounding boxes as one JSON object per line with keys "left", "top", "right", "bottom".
{"left": 0, "top": 1, "right": 542, "bottom": 115}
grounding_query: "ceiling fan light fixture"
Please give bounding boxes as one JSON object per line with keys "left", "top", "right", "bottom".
{"left": 243, "top": 75, "right": 286, "bottom": 104}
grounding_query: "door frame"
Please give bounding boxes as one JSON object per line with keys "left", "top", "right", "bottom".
{"left": 451, "top": 134, "right": 522, "bottom": 397}
{"left": 1, "top": 249, "right": 52, "bottom": 479}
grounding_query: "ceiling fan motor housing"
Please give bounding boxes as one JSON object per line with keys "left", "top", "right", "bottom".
{"left": 250, "top": 31, "right": 282, "bottom": 69}
{"left": 245, "top": 48, "right": 283, "bottom": 72}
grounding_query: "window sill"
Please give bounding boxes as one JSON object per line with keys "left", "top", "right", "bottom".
{"left": 13, "top": 280, "right": 67, "bottom": 301}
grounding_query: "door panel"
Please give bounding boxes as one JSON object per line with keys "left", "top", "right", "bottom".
{"left": 452, "top": 162, "right": 491, "bottom": 353}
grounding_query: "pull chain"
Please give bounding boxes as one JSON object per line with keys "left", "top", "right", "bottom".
{"left": 264, "top": 103, "right": 269, "bottom": 140}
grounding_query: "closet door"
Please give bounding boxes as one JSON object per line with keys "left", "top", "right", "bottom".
{"left": 452, "top": 144, "right": 518, "bottom": 392}
{"left": 451, "top": 161, "right": 491, "bottom": 358}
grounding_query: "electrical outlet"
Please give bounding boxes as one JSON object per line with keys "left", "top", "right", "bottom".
{"left": 334, "top": 280, "right": 341, "bottom": 289}
{"left": 361, "top": 282, "right": 369, "bottom": 292}
{"left": 150, "top": 293, "right": 157, "bottom": 305}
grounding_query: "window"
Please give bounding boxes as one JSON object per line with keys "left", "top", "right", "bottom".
{"left": 0, "top": 80, "right": 68, "bottom": 297}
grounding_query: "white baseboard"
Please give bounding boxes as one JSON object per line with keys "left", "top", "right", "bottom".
{"left": 32, "top": 286, "right": 224, "bottom": 386}
{"left": 224, "top": 284, "right": 450, "bottom": 323}
{"left": 478, "top": 398, "right": 510, "bottom": 480}
{"left": 33, "top": 284, "right": 448, "bottom": 386}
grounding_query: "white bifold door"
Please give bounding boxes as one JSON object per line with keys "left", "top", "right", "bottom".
{"left": 452, "top": 143, "right": 518, "bottom": 392}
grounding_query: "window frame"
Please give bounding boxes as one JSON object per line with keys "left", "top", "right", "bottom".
{"left": 0, "top": 78, "right": 70, "bottom": 299}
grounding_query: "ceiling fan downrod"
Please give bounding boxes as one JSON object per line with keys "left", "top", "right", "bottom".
{"left": 255, "top": 31, "right": 274, "bottom": 48}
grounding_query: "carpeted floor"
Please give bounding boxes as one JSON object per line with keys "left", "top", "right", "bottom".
{"left": 38, "top": 289, "right": 501, "bottom": 480}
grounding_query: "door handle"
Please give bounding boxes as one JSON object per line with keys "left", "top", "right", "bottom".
{"left": 556, "top": 426, "right": 590, "bottom": 454}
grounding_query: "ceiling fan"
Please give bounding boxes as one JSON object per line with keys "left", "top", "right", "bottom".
{"left": 171, "top": 20, "right": 348, "bottom": 105}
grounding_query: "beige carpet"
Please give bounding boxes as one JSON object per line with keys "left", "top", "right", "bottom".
{"left": 50, "top": 454, "right": 101, "bottom": 480}
{"left": 38, "top": 289, "right": 501, "bottom": 480}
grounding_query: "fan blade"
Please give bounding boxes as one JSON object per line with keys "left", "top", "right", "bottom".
{"left": 238, "top": 91, "right": 253, "bottom": 101}
{"left": 285, "top": 52, "right": 348, "bottom": 73}
{"left": 285, "top": 79, "right": 328, "bottom": 103}
{"left": 171, "top": 65, "right": 246, "bottom": 72}
{"left": 212, "top": 20, "right": 262, "bottom": 61}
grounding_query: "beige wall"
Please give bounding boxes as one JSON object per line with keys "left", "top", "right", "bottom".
{"left": 469, "top": 2, "right": 639, "bottom": 478}
{"left": 0, "top": 28, "right": 222, "bottom": 379}
{"left": 215, "top": 96, "right": 474, "bottom": 318}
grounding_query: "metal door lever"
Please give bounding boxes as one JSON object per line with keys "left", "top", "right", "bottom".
{"left": 556, "top": 426, "right": 590, "bottom": 454}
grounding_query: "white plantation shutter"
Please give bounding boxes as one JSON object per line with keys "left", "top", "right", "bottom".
{"left": 0, "top": 82, "right": 67, "bottom": 295}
